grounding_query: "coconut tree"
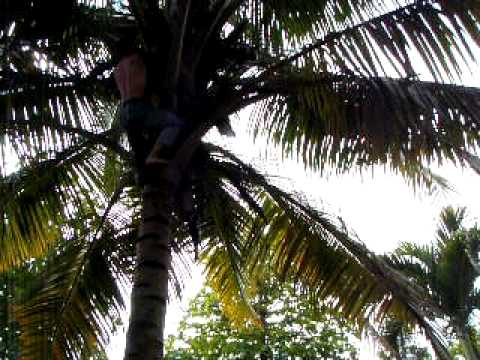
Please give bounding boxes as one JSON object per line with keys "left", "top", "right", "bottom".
{"left": 388, "top": 207, "right": 480, "bottom": 360}
{"left": 1, "top": 1, "right": 480, "bottom": 359}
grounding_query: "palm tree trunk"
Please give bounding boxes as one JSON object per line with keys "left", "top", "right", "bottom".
{"left": 124, "top": 169, "right": 178, "bottom": 360}
{"left": 456, "top": 325, "right": 479, "bottom": 360}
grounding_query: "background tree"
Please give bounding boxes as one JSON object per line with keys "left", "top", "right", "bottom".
{"left": 1, "top": 1, "right": 480, "bottom": 359}
{"left": 366, "top": 317, "right": 432, "bottom": 360}
{"left": 165, "top": 281, "right": 358, "bottom": 360}
{"left": 388, "top": 207, "right": 480, "bottom": 360}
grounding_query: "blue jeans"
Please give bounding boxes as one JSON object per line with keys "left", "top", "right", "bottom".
{"left": 120, "top": 99, "right": 185, "bottom": 181}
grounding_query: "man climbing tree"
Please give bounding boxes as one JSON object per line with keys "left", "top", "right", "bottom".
{"left": 113, "top": 36, "right": 185, "bottom": 183}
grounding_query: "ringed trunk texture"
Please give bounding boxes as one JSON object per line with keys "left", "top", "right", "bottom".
{"left": 124, "top": 169, "right": 179, "bottom": 360}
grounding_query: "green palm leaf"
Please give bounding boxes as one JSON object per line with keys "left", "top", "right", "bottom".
{"left": 242, "top": 1, "right": 479, "bottom": 80}
{"left": 0, "top": 144, "right": 108, "bottom": 271}
{"left": 252, "top": 72, "right": 480, "bottom": 175}
{"left": 437, "top": 206, "right": 466, "bottom": 243}
{"left": 0, "top": 1, "right": 130, "bottom": 167}
{"left": 14, "top": 232, "right": 126, "bottom": 360}
{"left": 387, "top": 207, "right": 480, "bottom": 358}
{"left": 11, "top": 178, "right": 133, "bottom": 360}
{"left": 197, "top": 144, "right": 451, "bottom": 358}
{"left": 461, "top": 150, "right": 480, "bottom": 176}
{"left": 200, "top": 171, "right": 260, "bottom": 326}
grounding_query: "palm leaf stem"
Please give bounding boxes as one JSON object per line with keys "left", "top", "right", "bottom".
{"left": 174, "top": 0, "right": 191, "bottom": 97}
{"left": 191, "top": 1, "right": 231, "bottom": 70}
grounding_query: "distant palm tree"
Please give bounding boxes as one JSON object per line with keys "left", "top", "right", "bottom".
{"left": 389, "top": 207, "right": 480, "bottom": 360}
{"left": 1, "top": 1, "right": 480, "bottom": 359}
{"left": 367, "top": 317, "right": 432, "bottom": 360}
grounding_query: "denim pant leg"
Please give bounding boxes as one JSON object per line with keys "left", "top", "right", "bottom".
{"left": 146, "top": 109, "right": 185, "bottom": 148}
{"left": 120, "top": 100, "right": 158, "bottom": 174}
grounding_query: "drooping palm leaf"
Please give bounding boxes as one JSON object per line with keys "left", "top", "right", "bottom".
{"left": 242, "top": 1, "right": 480, "bottom": 80}
{"left": 14, "top": 230, "right": 126, "bottom": 360}
{"left": 461, "top": 150, "right": 480, "bottom": 176}
{"left": 0, "top": 1, "right": 131, "bottom": 170}
{"left": 11, "top": 176, "right": 134, "bottom": 360}
{"left": 200, "top": 173, "right": 261, "bottom": 327}
{"left": 0, "top": 56, "right": 123, "bottom": 164}
{"left": 251, "top": 72, "right": 480, "bottom": 176}
{"left": 197, "top": 144, "right": 452, "bottom": 358}
{"left": 0, "top": 143, "right": 108, "bottom": 271}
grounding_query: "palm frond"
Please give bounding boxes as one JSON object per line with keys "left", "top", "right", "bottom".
{"left": 435, "top": 232, "right": 476, "bottom": 318}
{"left": 0, "top": 64, "right": 120, "bottom": 159}
{"left": 461, "top": 150, "right": 480, "bottom": 176}
{"left": 387, "top": 207, "right": 480, "bottom": 357}
{"left": 0, "top": 1, "right": 130, "bottom": 54}
{"left": 239, "top": 1, "right": 479, "bottom": 81}
{"left": 14, "top": 232, "right": 125, "bottom": 360}
{"left": 465, "top": 227, "right": 480, "bottom": 276}
{"left": 255, "top": 193, "right": 451, "bottom": 359}
{"left": 198, "top": 144, "right": 451, "bottom": 358}
{"left": 251, "top": 72, "right": 480, "bottom": 177}
{"left": 394, "top": 242, "right": 434, "bottom": 264}
{"left": 0, "top": 144, "right": 106, "bottom": 271}
{"left": 200, "top": 172, "right": 261, "bottom": 327}
{"left": 11, "top": 177, "right": 132, "bottom": 360}
{"left": 0, "top": 2, "right": 131, "bottom": 167}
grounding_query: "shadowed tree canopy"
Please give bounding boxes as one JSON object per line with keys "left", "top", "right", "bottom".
{"left": 1, "top": 1, "right": 480, "bottom": 359}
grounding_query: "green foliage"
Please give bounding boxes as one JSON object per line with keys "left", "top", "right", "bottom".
{"left": 14, "top": 240, "right": 124, "bottom": 360}
{"left": 165, "top": 280, "right": 358, "bottom": 360}
{"left": 388, "top": 206, "right": 480, "bottom": 359}
{"left": 0, "top": 208, "right": 132, "bottom": 360}
{"left": 449, "top": 327, "right": 480, "bottom": 359}
{"left": 0, "top": 255, "right": 109, "bottom": 360}
{"left": 392, "top": 207, "right": 480, "bottom": 325}
{"left": 379, "top": 343, "right": 432, "bottom": 360}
